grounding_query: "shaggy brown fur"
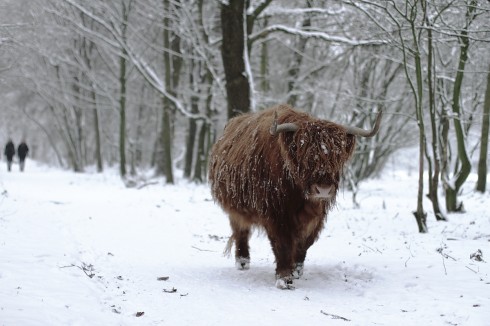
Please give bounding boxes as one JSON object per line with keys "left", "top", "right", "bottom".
{"left": 209, "top": 104, "right": 356, "bottom": 288}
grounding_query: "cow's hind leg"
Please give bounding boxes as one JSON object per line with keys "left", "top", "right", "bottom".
{"left": 228, "top": 213, "right": 251, "bottom": 270}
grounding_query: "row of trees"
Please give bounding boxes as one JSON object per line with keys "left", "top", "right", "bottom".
{"left": 1, "top": 0, "right": 489, "bottom": 232}
{"left": 348, "top": 0, "right": 490, "bottom": 231}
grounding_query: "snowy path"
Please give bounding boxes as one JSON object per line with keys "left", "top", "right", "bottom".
{"left": 0, "top": 161, "right": 489, "bottom": 325}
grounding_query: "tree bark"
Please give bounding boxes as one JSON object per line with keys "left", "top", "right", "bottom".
{"left": 287, "top": 0, "right": 312, "bottom": 106}
{"left": 259, "top": 19, "right": 270, "bottom": 94}
{"left": 221, "top": 0, "right": 250, "bottom": 119}
{"left": 118, "top": 1, "right": 130, "bottom": 178}
{"left": 92, "top": 88, "right": 103, "bottom": 173}
{"left": 444, "top": 2, "right": 476, "bottom": 211}
{"left": 184, "top": 66, "right": 198, "bottom": 179}
{"left": 193, "top": 121, "right": 208, "bottom": 183}
{"left": 476, "top": 66, "right": 490, "bottom": 193}
{"left": 406, "top": 1, "right": 427, "bottom": 232}
{"left": 423, "top": 3, "right": 446, "bottom": 221}
{"left": 118, "top": 49, "right": 127, "bottom": 177}
{"left": 157, "top": 0, "right": 175, "bottom": 184}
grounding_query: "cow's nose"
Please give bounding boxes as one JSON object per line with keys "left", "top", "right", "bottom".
{"left": 309, "top": 184, "right": 334, "bottom": 200}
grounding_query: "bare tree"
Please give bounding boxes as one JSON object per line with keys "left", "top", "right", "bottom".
{"left": 349, "top": 0, "right": 490, "bottom": 230}
{"left": 476, "top": 65, "right": 490, "bottom": 193}
{"left": 442, "top": 1, "right": 477, "bottom": 212}
{"left": 2, "top": 0, "right": 489, "bottom": 204}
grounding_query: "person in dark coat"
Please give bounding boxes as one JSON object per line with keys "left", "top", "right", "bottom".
{"left": 4, "top": 139, "right": 15, "bottom": 172}
{"left": 17, "top": 141, "right": 29, "bottom": 172}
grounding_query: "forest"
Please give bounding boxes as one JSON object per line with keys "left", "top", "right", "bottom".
{"left": 1, "top": 0, "right": 489, "bottom": 233}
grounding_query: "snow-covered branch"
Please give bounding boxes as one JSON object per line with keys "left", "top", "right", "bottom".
{"left": 262, "top": 6, "right": 346, "bottom": 17}
{"left": 249, "top": 24, "right": 388, "bottom": 46}
{"left": 60, "top": 0, "right": 209, "bottom": 122}
{"left": 124, "top": 45, "right": 210, "bottom": 122}
{"left": 247, "top": 0, "right": 273, "bottom": 18}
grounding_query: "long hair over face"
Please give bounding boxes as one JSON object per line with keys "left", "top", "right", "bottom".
{"left": 277, "top": 107, "right": 356, "bottom": 197}
{"left": 209, "top": 105, "right": 356, "bottom": 219}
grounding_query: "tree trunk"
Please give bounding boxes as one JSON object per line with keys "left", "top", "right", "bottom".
{"left": 287, "top": 0, "right": 312, "bottom": 106}
{"left": 156, "top": 0, "right": 181, "bottom": 184}
{"left": 118, "top": 49, "right": 127, "bottom": 178}
{"left": 259, "top": 20, "right": 270, "bottom": 94}
{"left": 72, "top": 76, "right": 85, "bottom": 171}
{"left": 193, "top": 121, "right": 208, "bottom": 183}
{"left": 408, "top": 4, "right": 427, "bottom": 233}
{"left": 184, "top": 71, "right": 198, "bottom": 179}
{"left": 158, "top": 96, "right": 174, "bottom": 184}
{"left": 195, "top": 63, "right": 214, "bottom": 183}
{"left": 476, "top": 66, "right": 490, "bottom": 192}
{"left": 221, "top": 0, "right": 250, "bottom": 119}
{"left": 444, "top": 4, "right": 475, "bottom": 211}
{"left": 134, "top": 94, "right": 145, "bottom": 167}
{"left": 423, "top": 9, "right": 446, "bottom": 221}
{"left": 61, "top": 107, "right": 82, "bottom": 172}
{"left": 118, "top": 2, "right": 129, "bottom": 178}
{"left": 78, "top": 21, "right": 102, "bottom": 173}
{"left": 92, "top": 88, "right": 103, "bottom": 173}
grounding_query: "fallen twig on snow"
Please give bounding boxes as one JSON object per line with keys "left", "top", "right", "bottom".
{"left": 320, "top": 310, "right": 350, "bottom": 321}
{"left": 137, "top": 181, "right": 159, "bottom": 189}
{"left": 362, "top": 244, "right": 382, "bottom": 254}
{"left": 465, "top": 265, "right": 478, "bottom": 274}
{"left": 77, "top": 263, "right": 95, "bottom": 278}
{"left": 163, "top": 287, "right": 177, "bottom": 293}
{"left": 436, "top": 247, "right": 457, "bottom": 261}
{"left": 191, "top": 246, "right": 216, "bottom": 252}
{"left": 440, "top": 254, "right": 447, "bottom": 275}
{"left": 436, "top": 247, "right": 456, "bottom": 275}
{"left": 58, "top": 263, "right": 95, "bottom": 278}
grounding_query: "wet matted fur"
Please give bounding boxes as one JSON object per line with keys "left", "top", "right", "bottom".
{"left": 209, "top": 104, "right": 356, "bottom": 288}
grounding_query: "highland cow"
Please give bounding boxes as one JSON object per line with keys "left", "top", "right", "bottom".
{"left": 209, "top": 104, "right": 382, "bottom": 289}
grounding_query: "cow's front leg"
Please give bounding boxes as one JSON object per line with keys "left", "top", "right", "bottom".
{"left": 292, "top": 239, "right": 310, "bottom": 280}
{"left": 268, "top": 232, "right": 296, "bottom": 289}
{"left": 293, "top": 208, "right": 325, "bottom": 279}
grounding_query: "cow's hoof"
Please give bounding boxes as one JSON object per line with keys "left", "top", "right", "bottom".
{"left": 275, "top": 276, "right": 294, "bottom": 290}
{"left": 235, "top": 257, "right": 250, "bottom": 270}
{"left": 292, "top": 263, "right": 304, "bottom": 279}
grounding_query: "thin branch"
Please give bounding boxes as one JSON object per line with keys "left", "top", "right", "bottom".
{"left": 249, "top": 24, "right": 388, "bottom": 46}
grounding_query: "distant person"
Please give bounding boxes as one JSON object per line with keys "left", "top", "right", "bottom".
{"left": 17, "top": 141, "right": 29, "bottom": 172}
{"left": 4, "top": 139, "right": 15, "bottom": 172}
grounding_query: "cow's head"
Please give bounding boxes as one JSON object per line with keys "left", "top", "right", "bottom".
{"left": 270, "top": 109, "right": 383, "bottom": 201}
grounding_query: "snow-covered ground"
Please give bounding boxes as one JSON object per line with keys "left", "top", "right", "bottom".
{"left": 0, "top": 158, "right": 489, "bottom": 325}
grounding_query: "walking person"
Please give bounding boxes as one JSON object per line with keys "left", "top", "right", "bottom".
{"left": 4, "top": 139, "right": 15, "bottom": 172}
{"left": 17, "top": 140, "right": 29, "bottom": 172}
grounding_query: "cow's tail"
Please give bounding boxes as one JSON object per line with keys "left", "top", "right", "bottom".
{"left": 223, "top": 235, "right": 234, "bottom": 257}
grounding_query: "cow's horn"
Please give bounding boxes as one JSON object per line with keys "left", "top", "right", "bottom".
{"left": 342, "top": 109, "right": 383, "bottom": 138}
{"left": 270, "top": 111, "right": 299, "bottom": 135}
